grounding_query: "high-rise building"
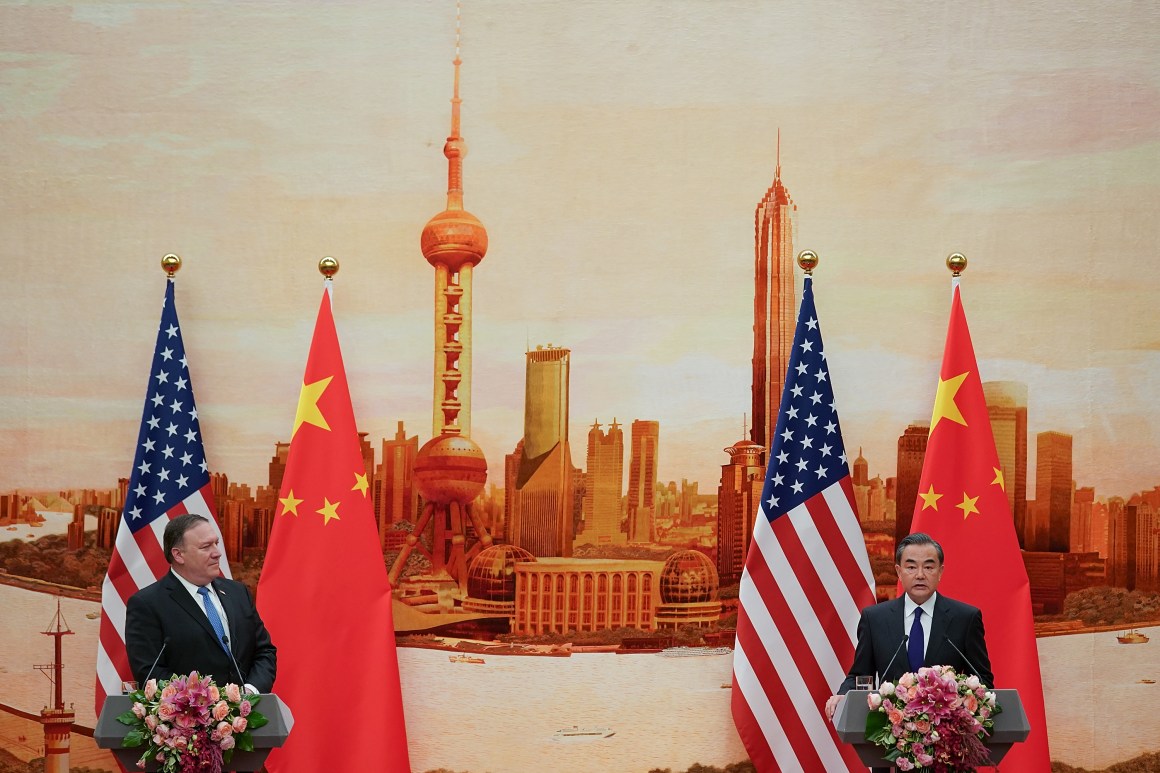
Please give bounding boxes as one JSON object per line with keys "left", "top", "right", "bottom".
{"left": 268, "top": 442, "right": 291, "bottom": 495}
{"left": 1072, "top": 486, "right": 1095, "bottom": 555}
{"left": 1132, "top": 498, "right": 1158, "bottom": 592}
{"left": 509, "top": 345, "right": 574, "bottom": 557}
{"left": 716, "top": 439, "right": 765, "bottom": 584}
{"left": 376, "top": 421, "right": 419, "bottom": 549}
{"left": 750, "top": 137, "right": 797, "bottom": 462}
{"left": 1107, "top": 496, "right": 1130, "bottom": 588}
{"left": 582, "top": 420, "right": 625, "bottom": 546}
{"left": 1036, "top": 431, "right": 1073, "bottom": 552}
{"left": 982, "top": 381, "right": 1028, "bottom": 546}
{"left": 626, "top": 420, "right": 660, "bottom": 543}
{"left": 389, "top": 31, "right": 493, "bottom": 597}
{"left": 895, "top": 422, "right": 929, "bottom": 544}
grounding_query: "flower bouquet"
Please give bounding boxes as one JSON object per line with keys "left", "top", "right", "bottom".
{"left": 865, "top": 665, "right": 1000, "bottom": 772}
{"left": 116, "top": 671, "right": 268, "bottom": 772}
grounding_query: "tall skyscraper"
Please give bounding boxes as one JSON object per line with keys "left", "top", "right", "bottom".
{"left": 716, "top": 438, "right": 765, "bottom": 584}
{"left": 1072, "top": 486, "right": 1095, "bottom": 554}
{"left": 376, "top": 421, "right": 419, "bottom": 547}
{"left": 895, "top": 422, "right": 929, "bottom": 544}
{"left": 582, "top": 420, "right": 625, "bottom": 546}
{"left": 1036, "top": 431, "right": 1073, "bottom": 552}
{"left": 626, "top": 420, "right": 660, "bottom": 543}
{"left": 983, "top": 381, "right": 1028, "bottom": 547}
{"left": 509, "top": 345, "right": 574, "bottom": 557}
{"left": 750, "top": 138, "right": 797, "bottom": 461}
{"left": 390, "top": 25, "right": 494, "bottom": 595}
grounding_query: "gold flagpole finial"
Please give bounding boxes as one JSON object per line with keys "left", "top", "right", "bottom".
{"left": 319, "top": 256, "right": 339, "bottom": 279}
{"left": 946, "top": 252, "right": 967, "bottom": 276}
{"left": 797, "top": 250, "right": 819, "bottom": 275}
{"left": 161, "top": 254, "right": 181, "bottom": 278}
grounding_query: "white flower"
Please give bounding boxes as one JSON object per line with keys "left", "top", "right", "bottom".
{"left": 879, "top": 681, "right": 896, "bottom": 697}
{"left": 965, "top": 675, "right": 980, "bottom": 690}
{"left": 984, "top": 691, "right": 996, "bottom": 706}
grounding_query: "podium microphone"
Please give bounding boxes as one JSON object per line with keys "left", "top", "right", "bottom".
{"left": 945, "top": 636, "right": 987, "bottom": 686}
{"left": 143, "top": 637, "right": 170, "bottom": 686}
{"left": 220, "top": 634, "right": 248, "bottom": 691}
{"left": 879, "top": 634, "right": 909, "bottom": 685}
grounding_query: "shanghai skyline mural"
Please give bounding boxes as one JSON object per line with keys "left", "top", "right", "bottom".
{"left": 2, "top": 2, "right": 1159, "bottom": 772}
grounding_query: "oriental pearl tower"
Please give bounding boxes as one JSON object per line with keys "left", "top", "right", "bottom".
{"left": 389, "top": 16, "right": 493, "bottom": 599}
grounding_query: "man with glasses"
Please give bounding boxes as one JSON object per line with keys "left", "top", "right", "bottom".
{"left": 825, "top": 531, "right": 993, "bottom": 722}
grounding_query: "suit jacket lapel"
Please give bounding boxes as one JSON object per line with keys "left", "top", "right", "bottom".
{"left": 211, "top": 579, "right": 241, "bottom": 652}
{"left": 885, "top": 597, "right": 907, "bottom": 680}
{"left": 164, "top": 572, "right": 221, "bottom": 644}
{"left": 924, "top": 594, "right": 953, "bottom": 666}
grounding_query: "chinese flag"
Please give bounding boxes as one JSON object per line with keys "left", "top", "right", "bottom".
{"left": 910, "top": 283, "right": 1051, "bottom": 771}
{"left": 257, "top": 284, "right": 411, "bottom": 772}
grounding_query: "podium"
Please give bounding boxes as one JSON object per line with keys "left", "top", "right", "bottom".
{"left": 94, "top": 694, "right": 293, "bottom": 772}
{"left": 832, "top": 688, "right": 1030, "bottom": 768}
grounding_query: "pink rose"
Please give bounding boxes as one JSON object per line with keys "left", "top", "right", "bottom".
{"left": 878, "top": 682, "right": 895, "bottom": 697}
{"left": 224, "top": 683, "right": 242, "bottom": 703}
{"left": 144, "top": 715, "right": 159, "bottom": 731}
{"left": 212, "top": 701, "right": 230, "bottom": 721}
{"left": 896, "top": 756, "right": 914, "bottom": 770}
{"left": 232, "top": 716, "right": 248, "bottom": 733}
{"left": 887, "top": 710, "right": 904, "bottom": 726}
{"left": 220, "top": 734, "right": 236, "bottom": 751}
{"left": 217, "top": 721, "right": 233, "bottom": 737}
{"left": 964, "top": 694, "right": 978, "bottom": 712}
{"left": 154, "top": 751, "right": 166, "bottom": 762}
{"left": 144, "top": 680, "right": 158, "bottom": 701}
{"left": 898, "top": 673, "right": 915, "bottom": 688}
{"left": 156, "top": 724, "right": 171, "bottom": 737}
{"left": 132, "top": 702, "right": 146, "bottom": 718}
{"left": 913, "top": 720, "right": 930, "bottom": 734}
{"left": 208, "top": 685, "right": 220, "bottom": 702}
{"left": 239, "top": 700, "right": 252, "bottom": 717}
{"left": 867, "top": 692, "right": 882, "bottom": 710}
{"left": 965, "top": 675, "right": 980, "bottom": 690}
{"left": 157, "top": 703, "right": 176, "bottom": 722}
{"left": 160, "top": 685, "right": 177, "bottom": 700}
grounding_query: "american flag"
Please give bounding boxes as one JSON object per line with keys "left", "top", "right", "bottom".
{"left": 95, "top": 279, "right": 228, "bottom": 713}
{"left": 731, "top": 276, "right": 876, "bottom": 772}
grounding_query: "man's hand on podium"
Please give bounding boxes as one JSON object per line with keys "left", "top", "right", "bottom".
{"left": 825, "top": 694, "right": 843, "bottom": 722}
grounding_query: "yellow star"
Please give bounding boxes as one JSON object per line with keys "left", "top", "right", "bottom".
{"left": 919, "top": 484, "right": 943, "bottom": 511}
{"left": 992, "top": 467, "right": 1006, "bottom": 491}
{"left": 278, "top": 490, "right": 303, "bottom": 516}
{"left": 956, "top": 492, "right": 980, "bottom": 520}
{"left": 930, "top": 371, "right": 970, "bottom": 433}
{"left": 292, "top": 376, "right": 333, "bottom": 437}
{"left": 352, "top": 471, "right": 369, "bottom": 496}
{"left": 316, "top": 497, "right": 341, "bottom": 525}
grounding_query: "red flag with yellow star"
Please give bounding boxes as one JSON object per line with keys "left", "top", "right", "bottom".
{"left": 910, "top": 283, "right": 1050, "bottom": 771}
{"left": 257, "top": 284, "right": 411, "bottom": 772}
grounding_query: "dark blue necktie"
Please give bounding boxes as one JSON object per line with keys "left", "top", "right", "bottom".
{"left": 197, "top": 585, "right": 230, "bottom": 654}
{"left": 907, "top": 607, "right": 925, "bottom": 672}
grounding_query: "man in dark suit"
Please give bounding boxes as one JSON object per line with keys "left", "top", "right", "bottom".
{"left": 126, "top": 513, "right": 276, "bottom": 693}
{"left": 825, "top": 532, "right": 992, "bottom": 722}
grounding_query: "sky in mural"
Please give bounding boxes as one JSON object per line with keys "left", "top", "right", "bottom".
{"left": 1, "top": 1, "right": 1158, "bottom": 501}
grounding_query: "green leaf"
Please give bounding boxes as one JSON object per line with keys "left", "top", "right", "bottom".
{"left": 237, "top": 733, "right": 255, "bottom": 753}
{"left": 223, "top": 749, "right": 235, "bottom": 764}
{"left": 115, "top": 711, "right": 139, "bottom": 725}
{"left": 246, "top": 694, "right": 262, "bottom": 708}
{"left": 247, "top": 713, "right": 269, "bottom": 730}
{"left": 121, "top": 729, "right": 146, "bottom": 748}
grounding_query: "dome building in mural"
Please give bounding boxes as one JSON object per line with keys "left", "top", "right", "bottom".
{"left": 463, "top": 544, "right": 537, "bottom": 615}
{"left": 656, "top": 550, "right": 723, "bottom": 629}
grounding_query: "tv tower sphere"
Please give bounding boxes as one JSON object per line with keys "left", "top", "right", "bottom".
{"left": 413, "top": 432, "right": 487, "bottom": 504}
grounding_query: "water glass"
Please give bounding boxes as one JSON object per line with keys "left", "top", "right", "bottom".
{"left": 855, "top": 675, "right": 874, "bottom": 692}
{"left": 121, "top": 680, "right": 138, "bottom": 694}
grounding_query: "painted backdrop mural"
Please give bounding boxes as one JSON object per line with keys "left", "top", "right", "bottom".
{"left": 2, "top": 2, "right": 1159, "bottom": 772}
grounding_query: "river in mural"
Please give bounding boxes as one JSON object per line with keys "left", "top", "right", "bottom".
{"left": 2, "top": 583, "right": 1158, "bottom": 771}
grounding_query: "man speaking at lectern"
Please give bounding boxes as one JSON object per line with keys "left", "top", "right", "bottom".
{"left": 825, "top": 532, "right": 992, "bottom": 722}
{"left": 126, "top": 513, "right": 277, "bottom": 694}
